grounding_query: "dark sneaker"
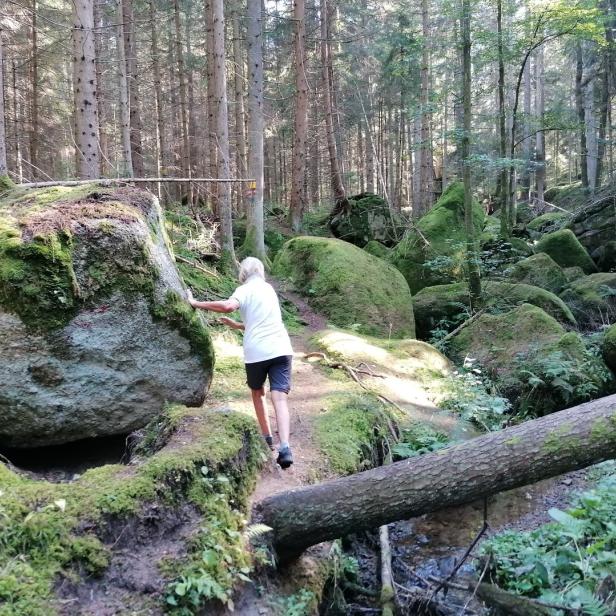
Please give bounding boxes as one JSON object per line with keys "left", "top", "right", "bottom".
{"left": 264, "top": 435, "right": 275, "bottom": 451}
{"left": 276, "top": 446, "right": 293, "bottom": 469}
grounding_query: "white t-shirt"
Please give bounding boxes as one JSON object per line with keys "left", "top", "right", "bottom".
{"left": 230, "top": 276, "right": 293, "bottom": 364}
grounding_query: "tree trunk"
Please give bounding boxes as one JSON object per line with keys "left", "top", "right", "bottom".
{"left": 585, "top": 78, "right": 597, "bottom": 192}
{"left": 418, "top": 0, "right": 434, "bottom": 215}
{"left": 259, "top": 394, "right": 616, "bottom": 559}
{"left": 30, "top": 0, "right": 39, "bottom": 179}
{"left": 244, "top": 0, "right": 267, "bottom": 261}
{"left": 72, "top": 0, "right": 100, "bottom": 180}
{"left": 174, "top": 0, "right": 192, "bottom": 201}
{"left": 320, "top": 0, "right": 346, "bottom": 206}
{"left": 461, "top": 0, "right": 481, "bottom": 309}
{"left": 210, "top": 0, "right": 236, "bottom": 265}
{"left": 575, "top": 43, "right": 589, "bottom": 188}
{"left": 497, "top": 0, "right": 509, "bottom": 237}
{"left": 205, "top": 0, "right": 218, "bottom": 213}
{"left": 595, "top": 60, "right": 610, "bottom": 190}
{"left": 0, "top": 27, "right": 7, "bottom": 177}
{"left": 535, "top": 42, "right": 545, "bottom": 203}
{"left": 121, "top": 0, "right": 144, "bottom": 177}
{"left": 116, "top": 0, "right": 133, "bottom": 177}
{"left": 521, "top": 49, "right": 532, "bottom": 202}
{"left": 232, "top": 2, "right": 247, "bottom": 214}
{"left": 149, "top": 0, "right": 166, "bottom": 185}
{"left": 289, "top": 0, "right": 309, "bottom": 232}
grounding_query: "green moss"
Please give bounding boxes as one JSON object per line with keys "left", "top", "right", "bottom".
{"left": 560, "top": 272, "right": 616, "bottom": 328}
{"left": 414, "top": 280, "right": 575, "bottom": 340}
{"left": 603, "top": 324, "right": 616, "bottom": 373}
{"left": 363, "top": 240, "right": 390, "bottom": 259}
{"left": 0, "top": 407, "right": 263, "bottom": 614}
{"left": 526, "top": 211, "right": 569, "bottom": 235}
{"left": 273, "top": 236, "right": 415, "bottom": 338}
{"left": 0, "top": 223, "right": 78, "bottom": 329}
{"left": 152, "top": 291, "right": 215, "bottom": 370}
{"left": 506, "top": 253, "right": 568, "bottom": 293}
{"left": 389, "top": 182, "right": 485, "bottom": 293}
{"left": 535, "top": 229, "right": 597, "bottom": 274}
{"left": 314, "top": 393, "right": 390, "bottom": 474}
{"left": 0, "top": 175, "right": 14, "bottom": 192}
{"left": 543, "top": 423, "right": 578, "bottom": 455}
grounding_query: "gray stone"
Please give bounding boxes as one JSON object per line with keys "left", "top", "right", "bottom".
{"left": 0, "top": 187, "right": 213, "bottom": 448}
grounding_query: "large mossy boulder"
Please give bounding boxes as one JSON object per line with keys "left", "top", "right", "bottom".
{"left": 560, "top": 272, "right": 616, "bottom": 328}
{"left": 449, "top": 304, "right": 613, "bottom": 415}
{"left": 273, "top": 236, "right": 415, "bottom": 337}
{"left": 413, "top": 280, "right": 576, "bottom": 340}
{"left": 389, "top": 182, "right": 486, "bottom": 293}
{"left": 505, "top": 252, "right": 568, "bottom": 293}
{"left": 568, "top": 195, "right": 615, "bottom": 255}
{"left": 328, "top": 192, "right": 403, "bottom": 247}
{"left": 603, "top": 324, "right": 616, "bottom": 373}
{"left": 591, "top": 241, "right": 616, "bottom": 272}
{"left": 535, "top": 229, "right": 597, "bottom": 274}
{"left": 0, "top": 185, "right": 213, "bottom": 448}
{"left": 526, "top": 211, "right": 569, "bottom": 237}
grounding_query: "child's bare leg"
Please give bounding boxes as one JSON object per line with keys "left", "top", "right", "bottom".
{"left": 251, "top": 387, "right": 272, "bottom": 437}
{"left": 270, "top": 390, "right": 290, "bottom": 445}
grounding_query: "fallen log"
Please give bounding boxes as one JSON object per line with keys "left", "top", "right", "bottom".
{"left": 259, "top": 394, "right": 616, "bottom": 558}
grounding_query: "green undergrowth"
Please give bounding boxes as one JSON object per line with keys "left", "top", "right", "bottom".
{"left": 481, "top": 466, "right": 616, "bottom": 615}
{"left": 0, "top": 406, "right": 264, "bottom": 615}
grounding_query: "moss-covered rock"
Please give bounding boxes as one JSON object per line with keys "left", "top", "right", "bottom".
{"left": 363, "top": 239, "right": 390, "bottom": 259}
{"left": 508, "top": 237, "right": 533, "bottom": 256}
{"left": 273, "top": 236, "right": 415, "bottom": 338}
{"left": 0, "top": 185, "right": 214, "bottom": 448}
{"left": 568, "top": 194, "right": 615, "bottom": 255}
{"left": 535, "top": 229, "right": 597, "bottom": 274}
{"left": 389, "top": 182, "right": 486, "bottom": 293}
{"left": 560, "top": 272, "right": 616, "bottom": 328}
{"left": 591, "top": 240, "right": 616, "bottom": 272}
{"left": 505, "top": 252, "right": 568, "bottom": 293}
{"left": 603, "top": 324, "right": 616, "bottom": 373}
{"left": 449, "top": 304, "right": 612, "bottom": 415}
{"left": 328, "top": 192, "right": 404, "bottom": 247}
{"left": 563, "top": 266, "right": 586, "bottom": 282}
{"left": 0, "top": 405, "right": 263, "bottom": 615}
{"left": 413, "top": 280, "right": 576, "bottom": 340}
{"left": 526, "top": 211, "right": 569, "bottom": 236}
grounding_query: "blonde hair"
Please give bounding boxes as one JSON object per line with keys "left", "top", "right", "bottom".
{"left": 238, "top": 257, "right": 265, "bottom": 283}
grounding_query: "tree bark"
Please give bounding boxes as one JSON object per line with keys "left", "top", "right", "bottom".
{"left": 244, "top": 0, "right": 267, "bottom": 261}
{"left": 0, "top": 27, "right": 7, "bottom": 177}
{"left": 575, "top": 43, "right": 589, "bottom": 188}
{"left": 418, "top": 0, "right": 434, "bottom": 215}
{"left": 30, "top": 0, "right": 39, "bottom": 179}
{"left": 149, "top": 0, "right": 166, "bottom": 184}
{"left": 497, "top": 0, "right": 509, "bottom": 237}
{"left": 289, "top": 0, "right": 309, "bottom": 232}
{"left": 259, "top": 394, "right": 616, "bottom": 559}
{"left": 121, "top": 0, "right": 144, "bottom": 177}
{"left": 211, "top": 0, "right": 236, "bottom": 265}
{"left": 320, "top": 0, "right": 346, "bottom": 206}
{"left": 535, "top": 42, "right": 545, "bottom": 202}
{"left": 461, "top": 0, "right": 481, "bottom": 309}
{"left": 232, "top": 1, "right": 247, "bottom": 214}
{"left": 93, "top": 0, "right": 109, "bottom": 176}
{"left": 116, "top": 0, "right": 133, "bottom": 177}
{"left": 205, "top": 0, "right": 218, "bottom": 213}
{"left": 174, "top": 0, "right": 192, "bottom": 201}
{"left": 72, "top": 0, "right": 101, "bottom": 180}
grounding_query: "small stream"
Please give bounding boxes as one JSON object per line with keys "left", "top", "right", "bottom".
{"left": 327, "top": 470, "right": 589, "bottom": 615}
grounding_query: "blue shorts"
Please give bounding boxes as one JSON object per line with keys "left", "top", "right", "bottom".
{"left": 245, "top": 355, "right": 292, "bottom": 393}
